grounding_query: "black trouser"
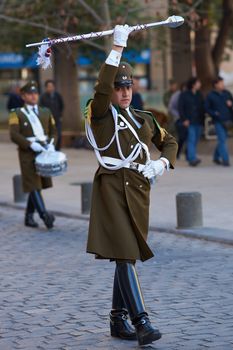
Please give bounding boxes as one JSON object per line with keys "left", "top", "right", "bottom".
{"left": 55, "top": 119, "right": 62, "bottom": 151}
{"left": 25, "top": 190, "right": 46, "bottom": 217}
{"left": 114, "top": 261, "right": 147, "bottom": 323}
{"left": 175, "top": 119, "right": 188, "bottom": 159}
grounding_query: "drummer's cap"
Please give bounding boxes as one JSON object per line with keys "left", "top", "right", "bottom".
{"left": 114, "top": 62, "right": 133, "bottom": 88}
{"left": 20, "top": 81, "right": 38, "bottom": 94}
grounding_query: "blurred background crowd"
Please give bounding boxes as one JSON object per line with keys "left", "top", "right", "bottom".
{"left": 0, "top": 0, "right": 233, "bottom": 164}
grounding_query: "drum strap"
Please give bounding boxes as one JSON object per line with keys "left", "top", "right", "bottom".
{"left": 21, "top": 107, "right": 47, "bottom": 142}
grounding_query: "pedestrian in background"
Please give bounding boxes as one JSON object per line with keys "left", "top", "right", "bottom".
{"left": 7, "top": 84, "right": 24, "bottom": 111}
{"left": 178, "top": 77, "right": 204, "bottom": 166}
{"left": 40, "top": 80, "right": 64, "bottom": 150}
{"left": 131, "top": 77, "right": 144, "bottom": 110}
{"left": 168, "top": 82, "right": 187, "bottom": 159}
{"left": 205, "top": 76, "right": 233, "bottom": 166}
{"left": 163, "top": 79, "right": 178, "bottom": 108}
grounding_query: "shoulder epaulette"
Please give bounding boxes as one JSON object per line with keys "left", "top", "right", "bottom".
{"left": 134, "top": 108, "right": 166, "bottom": 142}
{"left": 9, "top": 110, "right": 19, "bottom": 125}
{"left": 84, "top": 99, "right": 93, "bottom": 124}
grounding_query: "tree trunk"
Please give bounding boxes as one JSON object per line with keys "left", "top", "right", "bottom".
{"left": 195, "top": 25, "right": 216, "bottom": 93}
{"left": 170, "top": 23, "right": 192, "bottom": 84}
{"left": 53, "top": 45, "right": 81, "bottom": 136}
{"left": 212, "top": 0, "right": 233, "bottom": 71}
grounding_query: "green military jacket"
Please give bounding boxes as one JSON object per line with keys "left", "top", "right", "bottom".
{"left": 87, "top": 63, "right": 178, "bottom": 262}
{"left": 9, "top": 106, "right": 56, "bottom": 193}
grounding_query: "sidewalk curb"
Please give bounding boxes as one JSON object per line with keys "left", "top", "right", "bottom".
{"left": 1, "top": 201, "right": 233, "bottom": 247}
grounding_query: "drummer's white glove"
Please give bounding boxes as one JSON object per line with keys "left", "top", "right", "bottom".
{"left": 142, "top": 159, "right": 166, "bottom": 180}
{"left": 30, "top": 142, "right": 45, "bottom": 153}
{"left": 46, "top": 143, "right": 55, "bottom": 152}
{"left": 113, "top": 24, "right": 133, "bottom": 47}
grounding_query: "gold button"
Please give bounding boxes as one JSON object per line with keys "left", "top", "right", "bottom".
{"left": 126, "top": 182, "right": 129, "bottom": 186}
{"left": 139, "top": 185, "right": 143, "bottom": 188}
{"left": 130, "top": 145, "right": 134, "bottom": 149}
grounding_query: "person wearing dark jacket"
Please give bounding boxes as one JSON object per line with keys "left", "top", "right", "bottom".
{"left": 178, "top": 77, "right": 204, "bottom": 166}
{"left": 205, "top": 76, "right": 233, "bottom": 166}
{"left": 40, "top": 80, "right": 64, "bottom": 150}
{"left": 7, "top": 85, "right": 24, "bottom": 111}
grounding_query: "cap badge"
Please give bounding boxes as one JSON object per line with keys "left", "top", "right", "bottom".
{"left": 122, "top": 76, "right": 127, "bottom": 80}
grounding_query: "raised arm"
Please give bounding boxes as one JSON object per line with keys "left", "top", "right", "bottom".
{"left": 91, "top": 25, "right": 132, "bottom": 119}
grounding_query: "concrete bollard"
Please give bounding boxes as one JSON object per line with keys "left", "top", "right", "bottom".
{"left": 176, "top": 192, "right": 203, "bottom": 229}
{"left": 13, "top": 175, "right": 27, "bottom": 203}
{"left": 81, "top": 182, "right": 93, "bottom": 214}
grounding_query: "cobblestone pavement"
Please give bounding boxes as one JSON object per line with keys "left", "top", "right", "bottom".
{"left": 0, "top": 207, "right": 233, "bottom": 350}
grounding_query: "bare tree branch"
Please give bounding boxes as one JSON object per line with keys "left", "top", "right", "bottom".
{"left": 77, "top": 0, "right": 104, "bottom": 24}
{"left": 0, "top": 14, "right": 66, "bottom": 34}
{"left": 0, "top": 13, "right": 105, "bottom": 51}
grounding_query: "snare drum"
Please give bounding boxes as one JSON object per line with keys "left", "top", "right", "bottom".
{"left": 35, "top": 150, "right": 67, "bottom": 177}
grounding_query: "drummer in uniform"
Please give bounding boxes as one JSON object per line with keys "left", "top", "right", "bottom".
{"left": 85, "top": 25, "right": 178, "bottom": 346}
{"left": 9, "top": 81, "right": 56, "bottom": 229}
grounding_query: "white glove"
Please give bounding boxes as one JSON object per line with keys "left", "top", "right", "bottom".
{"left": 30, "top": 142, "right": 45, "bottom": 153}
{"left": 142, "top": 160, "right": 165, "bottom": 180}
{"left": 113, "top": 24, "right": 132, "bottom": 47}
{"left": 46, "top": 143, "right": 55, "bottom": 152}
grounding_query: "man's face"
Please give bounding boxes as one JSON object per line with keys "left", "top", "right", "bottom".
{"left": 111, "top": 85, "right": 133, "bottom": 109}
{"left": 215, "top": 80, "right": 224, "bottom": 91}
{"left": 46, "top": 82, "right": 55, "bottom": 94}
{"left": 22, "top": 92, "right": 39, "bottom": 105}
{"left": 194, "top": 80, "right": 201, "bottom": 90}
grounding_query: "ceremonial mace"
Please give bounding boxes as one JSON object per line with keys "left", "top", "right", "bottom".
{"left": 26, "top": 15, "right": 184, "bottom": 68}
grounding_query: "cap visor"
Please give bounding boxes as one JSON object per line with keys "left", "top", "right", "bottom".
{"left": 114, "top": 80, "right": 133, "bottom": 87}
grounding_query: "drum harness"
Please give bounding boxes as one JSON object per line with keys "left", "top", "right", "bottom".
{"left": 85, "top": 104, "right": 151, "bottom": 172}
{"left": 20, "top": 107, "right": 48, "bottom": 143}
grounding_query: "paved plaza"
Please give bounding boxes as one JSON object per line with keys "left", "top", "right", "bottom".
{"left": 0, "top": 206, "right": 233, "bottom": 350}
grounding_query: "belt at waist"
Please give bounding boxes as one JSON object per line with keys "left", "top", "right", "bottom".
{"left": 102, "top": 156, "right": 146, "bottom": 172}
{"left": 26, "top": 136, "right": 48, "bottom": 142}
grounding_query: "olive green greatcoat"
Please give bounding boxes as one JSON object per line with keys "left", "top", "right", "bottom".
{"left": 9, "top": 106, "right": 56, "bottom": 193}
{"left": 87, "top": 63, "right": 178, "bottom": 262}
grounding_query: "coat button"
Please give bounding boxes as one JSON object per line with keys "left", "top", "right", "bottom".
{"left": 130, "top": 145, "right": 134, "bottom": 149}
{"left": 126, "top": 182, "right": 129, "bottom": 186}
{"left": 139, "top": 184, "right": 143, "bottom": 188}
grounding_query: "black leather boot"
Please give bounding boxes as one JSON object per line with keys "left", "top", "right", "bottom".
{"left": 25, "top": 194, "right": 38, "bottom": 228}
{"left": 116, "top": 262, "right": 162, "bottom": 346}
{"left": 25, "top": 213, "right": 39, "bottom": 228}
{"left": 110, "top": 310, "right": 136, "bottom": 340}
{"left": 110, "top": 267, "right": 136, "bottom": 340}
{"left": 133, "top": 315, "right": 162, "bottom": 346}
{"left": 41, "top": 212, "right": 55, "bottom": 229}
{"left": 30, "top": 190, "right": 55, "bottom": 229}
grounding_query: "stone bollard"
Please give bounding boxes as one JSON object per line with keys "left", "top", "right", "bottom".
{"left": 176, "top": 192, "right": 203, "bottom": 229}
{"left": 13, "top": 175, "right": 27, "bottom": 203}
{"left": 81, "top": 182, "right": 93, "bottom": 214}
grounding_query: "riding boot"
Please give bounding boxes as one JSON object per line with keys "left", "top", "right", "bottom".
{"left": 30, "top": 190, "right": 55, "bottom": 229}
{"left": 25, "top": 193, "right": 38, "bottom": 228}
{"left": 110, "top": 267, "right": 136, "bottom": 340}
{"left": 116, "top": 262, "right": 162, "bottom": 346}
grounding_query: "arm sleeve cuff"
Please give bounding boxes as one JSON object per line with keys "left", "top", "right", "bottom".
{"left": 105, "top": 50, "right": 122, "bottom": 67}
{"left": 160, "top": 157, "right": 170, "bottom": 171}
